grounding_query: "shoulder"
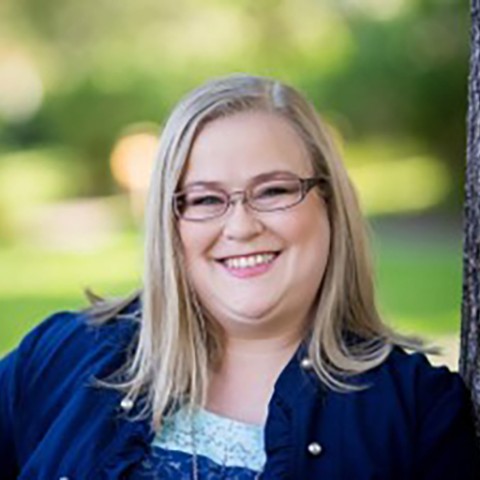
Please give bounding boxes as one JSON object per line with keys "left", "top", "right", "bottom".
{"left": 375, "top": 347, "right": 466, "bottom": 403}
{"left": 21, "top": 305, "right": 137, "bottom": 362}
{"left": 0, "top": 300, "right": 140, "bottom": 400}
{"left": 328, "top": 345, "right": 477, "bottom": 449}
{"left": 363, "top": 346, "right": 479, "bottom": 473}
{"left": 317, "top": 346, "right": 480, "bottom": 477}
{"left": 0, "top": 301, "right": 141, "bottom": 476}
{"left": 360, "top": 346, "right": 470, "bottom": 419}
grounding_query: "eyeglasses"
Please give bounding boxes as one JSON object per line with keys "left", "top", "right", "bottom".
{"left": 173, "top": 175, "right": 327, "bottom": 222}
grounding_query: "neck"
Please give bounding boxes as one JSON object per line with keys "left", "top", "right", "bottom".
{"left": 225, "top": 328, "right": 303, "bottom": 358}
{"left": 206, "top": 327, "right": 304, "bottom": 424}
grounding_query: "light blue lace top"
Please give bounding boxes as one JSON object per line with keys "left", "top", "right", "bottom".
{"left": 130, "top": 407, "right": 266, "bottom": 479}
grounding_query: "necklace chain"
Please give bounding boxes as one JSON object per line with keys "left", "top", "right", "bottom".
{"left": 190, "top": 413, "right": 263, "bottom": 480}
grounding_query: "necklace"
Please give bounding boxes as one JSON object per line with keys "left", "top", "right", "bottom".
{"left": 190, "top": 412, "right": 264, "bottom": 480}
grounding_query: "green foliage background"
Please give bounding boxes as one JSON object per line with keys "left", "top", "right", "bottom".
{"left": 0, "top": 0, "right": 469, "bottom": 357}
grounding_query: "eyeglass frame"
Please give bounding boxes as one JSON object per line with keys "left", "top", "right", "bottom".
{"left": 172, "top": 174, "right": 328, "bottom": 222}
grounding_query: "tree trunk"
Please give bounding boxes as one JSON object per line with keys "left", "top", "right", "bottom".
{"left": 460, "top": 0, "right": 480, "bottom": 440}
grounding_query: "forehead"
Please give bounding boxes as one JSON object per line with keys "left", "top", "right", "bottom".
{"left": 181, "top": 111, "right": 313, "bottom": 187}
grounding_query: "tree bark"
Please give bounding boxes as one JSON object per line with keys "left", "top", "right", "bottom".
{"left": 460, "top": 0, "right": 480, "bottom": 440}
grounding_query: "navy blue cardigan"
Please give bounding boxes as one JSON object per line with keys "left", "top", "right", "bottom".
{"left": 0, "top": 301, "right": 479, "bottom": 479}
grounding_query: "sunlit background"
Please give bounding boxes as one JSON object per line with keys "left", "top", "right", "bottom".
{"left": 0, "top": 0, "right": 468, "bottom": 367}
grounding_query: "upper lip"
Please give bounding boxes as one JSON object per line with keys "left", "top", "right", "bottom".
{"left": 215, "top": 250, "right": 281, "bottom": 261}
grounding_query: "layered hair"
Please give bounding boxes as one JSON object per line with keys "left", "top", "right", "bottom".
{"left": 85, "top": 73, "right": 423, "bottom": 429}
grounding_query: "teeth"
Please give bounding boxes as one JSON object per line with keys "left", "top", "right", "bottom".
{"left": 224, "top": 253, "right": 276, "bottom": 269}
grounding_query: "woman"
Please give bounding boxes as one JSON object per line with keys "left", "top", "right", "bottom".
{"left": 0, "top": 73, "right": 478, "bottom": 479}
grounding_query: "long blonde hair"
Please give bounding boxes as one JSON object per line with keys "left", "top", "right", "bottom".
{"left": 85, "top": 73, "right": 424, "bottom": 429}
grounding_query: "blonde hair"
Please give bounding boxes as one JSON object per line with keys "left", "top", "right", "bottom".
{"left": 84, "top": 73, "right": 424, "bottom": 429}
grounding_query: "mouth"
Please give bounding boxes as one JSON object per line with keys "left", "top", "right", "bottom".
{"left": 215, "top": 251, "right": 281, "bottom": 277}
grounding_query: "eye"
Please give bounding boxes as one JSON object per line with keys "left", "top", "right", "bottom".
{"left": 255, "top": 182, "right": 298, "bottom": 198}
{"left": 188, "top": 193, "right": 225, "bottom": 206}
{"left": 258, "top": 186, "right": 290, "bottom": 197}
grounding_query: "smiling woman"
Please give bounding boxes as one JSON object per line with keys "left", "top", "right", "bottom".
{"left": 178, "top": 112, "right": 330, "bottom": 348}
{"left": 0, "top": 74, "right": 478, "bottom": 479}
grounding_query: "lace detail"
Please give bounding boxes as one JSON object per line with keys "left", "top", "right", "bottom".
{"left": 129, "top": 407, "right": 266, "bottom": 479}
{"left": 133, "top": 448, "right": 261, "bottom": 479}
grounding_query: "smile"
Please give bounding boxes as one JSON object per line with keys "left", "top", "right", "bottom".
{"left": 224, "top": 253, "right": 276, "bottom": 269}
{"left": 217, "top": 251, "right": 280, "bottom": 278}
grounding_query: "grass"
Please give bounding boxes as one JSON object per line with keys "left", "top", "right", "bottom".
{"left": 0, "top": 232, "right": 143, "bottom": 355}
{"left": 0, "top": 226, "right": 464, "bottom": 356}
{"left": 375, "top": 238, "right": 462, "bottom": 338}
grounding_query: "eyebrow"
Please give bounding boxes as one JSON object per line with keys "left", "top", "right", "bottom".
{"left": 182, "top": 170, "right": 301, "bottom": 190}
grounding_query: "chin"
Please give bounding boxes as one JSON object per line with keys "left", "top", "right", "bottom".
{"left": 222, "top": 303, "right": 279, "bottom": 326}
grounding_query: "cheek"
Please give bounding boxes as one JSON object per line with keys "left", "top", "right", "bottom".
{"left": 281, "top": 202, "right": 330, "bottom": 252}
{"left": 282, "top": 204, "right": 331, "bottom": 284}
{"left": 179, "top": 224, "right": 194, "bottom": 260}
{"left": 179, "top": 223, "right": 215, "bottom": 267}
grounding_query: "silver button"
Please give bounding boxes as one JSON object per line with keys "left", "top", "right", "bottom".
{"left": 120, "top": 397, "right": 134, "bottom": 411}
{"left": 307, "top": 442, "right": 322, "bottom": 456}
{"left": 300, "top": 357, "right": 313, "bottom": 369}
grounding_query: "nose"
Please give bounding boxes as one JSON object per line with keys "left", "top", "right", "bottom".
{"left": 222, "top": 194, "right": 264, "bottom": 241}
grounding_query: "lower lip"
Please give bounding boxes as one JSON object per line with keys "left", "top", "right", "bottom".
{"left": 219, "top": 254, "right": 279, "bottom": 279}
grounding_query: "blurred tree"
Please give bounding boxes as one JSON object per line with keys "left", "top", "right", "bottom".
{"left": 308, "top": 0, "right": 469, "bottom": 207}
{"left": 0, "top": 0, "right": 470, "bottom": 204}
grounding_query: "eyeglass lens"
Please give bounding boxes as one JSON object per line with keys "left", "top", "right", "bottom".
{"left": 176, "top": 178, "right": 304, "bottom": 220}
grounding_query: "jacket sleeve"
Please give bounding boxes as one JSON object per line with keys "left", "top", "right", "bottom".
{"left": 0, "top": 311, "right": 81, "bottom": 478}
{"left": 415, "top": 358, "right": 480, "bottom": 479}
